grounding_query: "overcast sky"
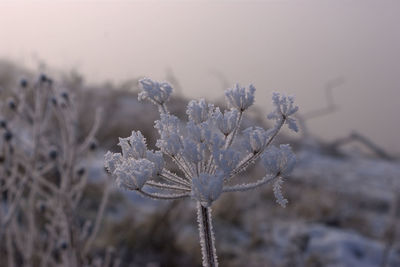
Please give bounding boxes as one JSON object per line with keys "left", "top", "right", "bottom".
{"left": 1, "top": 0, "right": 399, "bottom": 154}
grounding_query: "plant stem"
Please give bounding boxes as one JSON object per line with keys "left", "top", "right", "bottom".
{"left": 197, "top": 202, "right": 218, "bottom": 267}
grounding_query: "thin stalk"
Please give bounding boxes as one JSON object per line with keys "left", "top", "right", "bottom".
{"left": 197, "top": 202, "right": 218, "bottom": 267}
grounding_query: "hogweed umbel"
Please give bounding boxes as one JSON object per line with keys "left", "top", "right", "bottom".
{"left": 105, "top": 78, "right": 298, "bottom": 267}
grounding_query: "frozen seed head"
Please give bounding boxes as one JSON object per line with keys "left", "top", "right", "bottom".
{"left": 215, "top": 108, "right": 238, "bottom": 136}
{"left": 156, "top": 133, "right": 182, "bottom": 156}
{"left": 114, "top": 158, "right": 154, "bottom": 190}
{"left": 105, "top": 78, "right": 299, "bottom": 212}
{"left": 128, "top": 131, "right": 147, "bottom": 158}
{"left": 213, "top": 148, "right": 240, "bottom": 176}
{"left": 186, "top": 121, "right": 212, "bottom": 145}
{"left": 145, "top": 150, "right": 164, "bottom": 177}
{"left": 138, "top": 78, "right": 173, "bottom": 105}
{"left": 104, "top": 151, "right": 123, "bottom": 174}
{"left": 118, "top": 131, "right": 148, "bottom": 159}
{"left": 192, "top": 173, "right": 224, "bottom": 207}
{"left": 243, "top": 127, "right": 270, "bottom": 154}
{"left": 267, "top": 92, "right": 299, "bottom": 132}
{"left": 186, "top": 99, "right": 213, "bottom": 124}
{"left": 182, "top": 138, "right": 203, "bottom": 164}
{"left": 154, "top": 113, "right": 180, "bottom": 137}
{"left": 261, "top": 144, "right": 296, "bottom": 177}
{"left": 225, "top": 83, "right": 256, "bottom": 111}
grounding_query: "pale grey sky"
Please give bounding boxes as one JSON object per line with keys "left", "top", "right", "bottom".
{"left": 0, "top": 0, "right": 399, "bottom": 154}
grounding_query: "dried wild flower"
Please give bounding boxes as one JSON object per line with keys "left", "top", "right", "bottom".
{"left": 105, "top": 78, "right": 299, "bottom": 267}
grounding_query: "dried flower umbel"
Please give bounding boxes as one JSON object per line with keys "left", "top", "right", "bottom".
{"left": 105, "top": 78, "right": 298, "bottom": 267}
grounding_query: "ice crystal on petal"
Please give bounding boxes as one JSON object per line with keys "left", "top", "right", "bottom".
{"left": 192, "top": 173, "right": 224, "bottom": 207}
{"left": 225, "top": 84, "right": 256, "bottom": 111}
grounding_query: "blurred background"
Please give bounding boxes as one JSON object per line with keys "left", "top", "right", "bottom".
{"left": 0, "top": 1, "right": 399, "bottom": 266}
{"left": 1, "top": 0, "right": 399, "bottom": 154}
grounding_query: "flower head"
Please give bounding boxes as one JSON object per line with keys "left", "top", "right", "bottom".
{"left": 267, "top": 93, "right": 299, "bottom": 132}
{"left": 225, "top": 84, "right": 256, "bottom": 111}
{"left": 243, "top": 127, "right": 270, "bottom": 153}
{"left": 187, "top": 99, "right": 213, "bottom": 124}
{"left": 117, "top": 131, "right": 147, "bottom": 159}
{"left": 106, "top": 78, "right": 297, "bottom": 209}
{"left": 192, "top": 173, "right": 224, "bottom": 207}
{"left": 214, "top": 108, "right": 238, "bottom": 136}
{"left": 261, "top": 144, "right": 296, "bottom": 176}
{"left": 104, "top": 151, "right": 123, "bottom": 174}
{"left": 138, "top": 78, "right": 173, "bottom": 105}
{"left": 105, "top": 77, "right": 300, "bottom": 267}
{"left": 114, "top": 158, "right": 155, "bottom": 190}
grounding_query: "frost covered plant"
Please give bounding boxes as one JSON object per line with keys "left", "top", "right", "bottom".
{"left": 105, "top": 78, "right": 299, "bottom": 267}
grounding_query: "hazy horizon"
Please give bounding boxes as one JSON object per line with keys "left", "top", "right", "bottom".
{"left": 1, "top": 0, "right": 399, "bottom": 154}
